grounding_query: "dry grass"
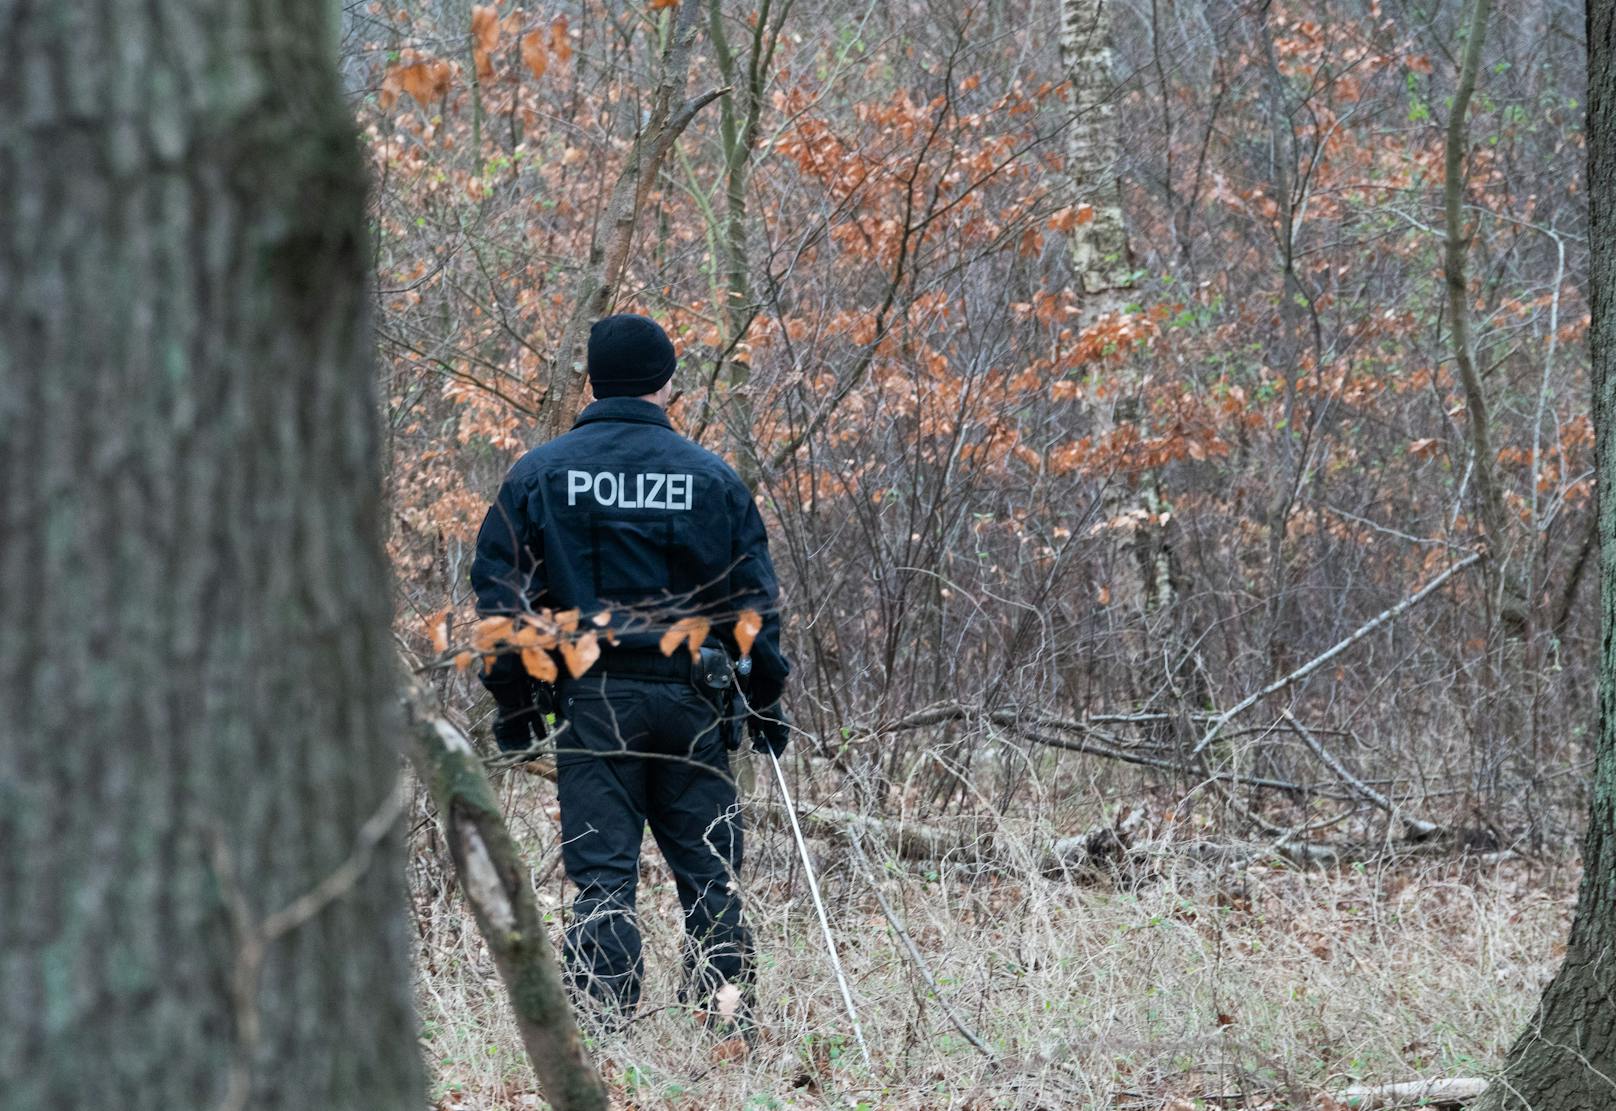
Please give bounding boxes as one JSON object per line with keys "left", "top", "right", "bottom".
{"left": 410, "top": 751, "right": 1578, "bottom": 1111}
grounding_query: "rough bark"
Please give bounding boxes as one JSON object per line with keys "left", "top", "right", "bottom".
{"left": 1060, "top": 0, "right": 1133, "bottom": 293}
{"left": 0, "top": 3, "right": 421, "bottom": 1108}
{"left": 1470, "top": 5, "right": 1616, "bottom": 1106}
{"left": 401, "top": 669, "right": 608, "bottom": 1111}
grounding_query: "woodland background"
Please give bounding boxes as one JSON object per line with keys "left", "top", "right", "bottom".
{"left": 351, "top": 0, "right": 1593, "bottom": 1105}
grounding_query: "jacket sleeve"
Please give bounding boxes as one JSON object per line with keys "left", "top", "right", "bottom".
{"left": 469, "top": 471, "right": 544, "bottom": 710}
{"left": 728, "top": 483, "right": 790, "bottom": 712}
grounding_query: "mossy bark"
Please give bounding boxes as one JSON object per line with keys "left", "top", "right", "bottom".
{"left": 0, "top": 2, "right": 422, "bottom": 1107}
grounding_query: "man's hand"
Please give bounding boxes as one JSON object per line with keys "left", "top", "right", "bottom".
{"left": 492, "top": 703, "right": 547, "bottom": 754}
{"left": 748, "top": 705, "right": 790, "bottom": 757}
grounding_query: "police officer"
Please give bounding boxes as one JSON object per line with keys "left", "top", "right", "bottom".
{"left": 469, "top": 313, "right": 790, "bottom": 1030}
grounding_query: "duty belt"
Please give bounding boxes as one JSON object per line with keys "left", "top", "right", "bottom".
{"left": 587, "top": 645, "right": 735, "bottom": 690}
{"left": 588, "top": 646, "right": 700, "bottom": 684}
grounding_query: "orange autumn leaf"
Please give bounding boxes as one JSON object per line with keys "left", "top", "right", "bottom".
{"left": 470, "top": 615, "right": 513, "bottom": 653}
{"left": 1046, "top": 207, "right": 1079, "bottom": 233}
{"left": 520, "top": 30, "right": 548, "bottom": 80}
{"left": 555, "top": 608, "right": 581, "bottom": 633}
{"left": 522, "top": 647, "right": 558, "bottom": 683}
{"left": 560, "top": 632, "right": 600, "bottom": 678}
{"left": 659, "top": 616, "right": 710, "bottom": 661}
{"left": 424, "top": 607, "right": 451, "bottom": 653}
{"left": 383, "top": 57, "right": 453, "bottom": 108}
{"left": 735, "top": 610, "right": 763, "bottom": 657}
{"left": 453, "top": 651, "right": 476, "bottom": 673}
{"left": 549, "top": 16, "right": 572, "bottom": 63}
{"left": 509, "top": 623, "right": 557, "bottom": 650}
{"left": 471, "top": 5, "right": 501, "bottom": 80}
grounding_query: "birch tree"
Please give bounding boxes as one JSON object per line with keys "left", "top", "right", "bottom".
{"left": 1061, "top": 0, "right": 1133, "bottom": 293}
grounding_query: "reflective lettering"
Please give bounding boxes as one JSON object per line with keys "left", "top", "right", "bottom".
{"left": 564, "top": 470, "right": 693, "bottom": 510}
{"left": 667, "top": 473, "right": 691, "bottom": 510}
{"left": 567, "top": 470, "right": 591, "bottom": 506}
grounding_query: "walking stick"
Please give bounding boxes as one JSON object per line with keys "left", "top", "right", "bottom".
{"left": 766, "top": 748, "right": 873, "bottom": 1069}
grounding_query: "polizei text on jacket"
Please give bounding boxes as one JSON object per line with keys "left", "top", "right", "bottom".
{"left": 566, "top": 469, "right": 695, "bottom": 510}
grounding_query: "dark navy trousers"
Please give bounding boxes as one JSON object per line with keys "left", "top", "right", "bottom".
{"left": 555, "top": 676, "right": 751, "bottom": 1015}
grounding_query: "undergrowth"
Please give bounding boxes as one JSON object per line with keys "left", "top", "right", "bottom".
{"left": 410, "top": 751, "right": 1577, "bottom": 1111}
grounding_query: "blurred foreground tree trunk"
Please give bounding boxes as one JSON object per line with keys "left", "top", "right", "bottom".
{"left": 1471, "top": 5, "right": 1616, "bottom": 1106}
{"left": 0, "top": 3, "right": 423, "bottom": 1108}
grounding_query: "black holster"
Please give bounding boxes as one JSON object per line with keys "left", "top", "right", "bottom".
{"left": 693, "top": 645, "right": 747, "bottom": 751}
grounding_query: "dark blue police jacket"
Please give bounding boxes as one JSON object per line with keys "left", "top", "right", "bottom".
{"left": 469, "top": 397, "right": 789, "bottom": 711}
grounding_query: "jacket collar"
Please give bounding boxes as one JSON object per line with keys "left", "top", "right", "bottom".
{"left": 571, "top": 397, "right": 673, "bottom": 431}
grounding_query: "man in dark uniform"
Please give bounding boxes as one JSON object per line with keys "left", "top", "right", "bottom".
{"left": 469, "top": 313, "right": 790, "bottom": 1029}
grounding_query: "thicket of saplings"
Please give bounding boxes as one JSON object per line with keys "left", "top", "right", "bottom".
{"left": 364, "top": 0, "right": 1593, "bottom": 1102}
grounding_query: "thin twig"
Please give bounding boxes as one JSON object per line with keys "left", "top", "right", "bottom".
{"left": 1191, "top": 552, "right": 1481, "bottom": 756}
{"left": 1280, "top": 710, "right": 1440, "bottom": 838}
{"left": 846, "top": 830, "right": 995, "bottom": 1059}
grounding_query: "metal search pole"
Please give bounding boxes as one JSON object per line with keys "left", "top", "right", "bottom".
{"left": 767, "top": 748, "right": 872, "bottom": 1069}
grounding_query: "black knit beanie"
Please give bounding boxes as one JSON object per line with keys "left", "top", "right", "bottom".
{"left": 587, "top": 314, "right": 677, "bottom": 398}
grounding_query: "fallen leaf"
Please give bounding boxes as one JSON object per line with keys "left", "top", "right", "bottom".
{"left": 709, "top": 1036, "right": 748, "bottom": 1064}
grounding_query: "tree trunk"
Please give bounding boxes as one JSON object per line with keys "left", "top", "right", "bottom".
{"left": 1443, "top": 0, "right": 1528, "bottom": 638}
{"left": 696, "top": 0, "right": 790, "bottom": 485}
{"left": 1060, "top": 0, "right": 1133, "bottom": 293}
{"left": 1470, "top": 5, "right": 1616, "bottom": 1106}
{"left": 541, "top": 0, "right": 722, "bottom": 440}
{"left": 0, "top": 4, "right": 422, "bottom": 1108}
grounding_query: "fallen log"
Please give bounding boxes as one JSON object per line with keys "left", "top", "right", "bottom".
{"left": 1337, "top": 1077, "right": 1488, "bottom": 1108}
{"left": 748, "top": 796, "right": 1146, "bottom": 875}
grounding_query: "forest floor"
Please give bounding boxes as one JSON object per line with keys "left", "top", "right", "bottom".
{"left": 410, "top": 754, "right": 1580, "bottom": 1111}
